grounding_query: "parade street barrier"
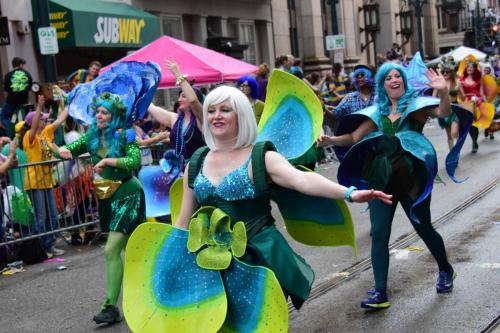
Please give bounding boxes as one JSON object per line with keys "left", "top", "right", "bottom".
{"left": 0, "top": 145, "right": 168, "bottom": 248}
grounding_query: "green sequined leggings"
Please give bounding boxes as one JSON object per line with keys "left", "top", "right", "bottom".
{"left": 368, "top": 195, "right": 452, "bottom": 291}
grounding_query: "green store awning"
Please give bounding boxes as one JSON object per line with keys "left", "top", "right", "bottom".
{"left": 48, "top": 0, "right": 160, "bottom": 48}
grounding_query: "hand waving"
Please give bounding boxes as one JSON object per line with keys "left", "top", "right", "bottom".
{"left": 425, "top": 68, "right": 448, "bottom": 93}
{"left": 350, "top": 189, "right": 393, "bottom": 205}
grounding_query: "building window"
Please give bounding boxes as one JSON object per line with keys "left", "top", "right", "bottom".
{"left": 161, "top": 15, "right": 184, "bottom": 39}
{"left": 288, "top": 0, "right": 299, "bottom": 56}
{"left": 239, "top": 22, "right": 257, "bottom": 64}
{"left": 436, "top": 6, "right": 447, "bottom": 30}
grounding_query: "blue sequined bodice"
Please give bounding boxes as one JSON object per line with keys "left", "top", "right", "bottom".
{"left": 193, "top": 156, "right": 257, "bottom": 203}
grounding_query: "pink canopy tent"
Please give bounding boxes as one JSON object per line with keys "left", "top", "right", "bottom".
{"left": 101, "top": 35, "right": 258, "bottom": 88}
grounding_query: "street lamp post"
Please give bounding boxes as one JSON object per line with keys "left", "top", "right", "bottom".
{"left": 409, "top": 0, "right": 425, "bottom": 56}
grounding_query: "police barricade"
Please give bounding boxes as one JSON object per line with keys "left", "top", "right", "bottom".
{"left": 0, "top": 145, "right": 169, "bottom": 249}
{"left": 0, "top": 155, "right": 98, "bottom": 247}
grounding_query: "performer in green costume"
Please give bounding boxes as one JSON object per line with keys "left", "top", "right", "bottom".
{"left": 433, "top": 57, "right": 462, "bottom": 150}
{"left": 176, "top": 86, "right": 392, "bottom": 308}
{"left": 58, "top": 93, "right": 144, "bottom": 324}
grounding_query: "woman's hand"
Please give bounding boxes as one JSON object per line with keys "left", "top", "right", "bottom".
{"left": 7, "top": 140, "right": 17, "bottom": 159}
{"left": 425, "top": 68, "right": 448, "bottom": 94}
{"left": 0, "top": 136, "right": 11, "bottom": 145}
{"left": 316, "top": 134, "right": 334, "bottom": 147}
{"left": 93, "top": 158, "right": 108, "bottom": 175}
{"left": 350, "top": 189, "right": 393, "bottom": 205}
{"left": 37, "top": 94, "right": 45, "bottom": 108}
{"left": 58, "top": 147, "right": 73, "bottom": 160}
{"left": 165, "top": 59, "right": 182, "bottom": 78}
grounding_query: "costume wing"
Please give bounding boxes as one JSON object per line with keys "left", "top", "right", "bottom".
{"left": 67, "top": 61, "right": 161, "bottom": 125}
{"left": 256, "top": 70, "right": 323, "bottom": 159}
{"left": 272, "top": 166, "right": 356, "bottom": 252}
{"left": 169, "top": 177, "right": 183, "bottom": 224}
{"left": 219, "top": 258, "right": 288, "bottom": 333}
{"left": 482, "top": 75, "right": 498, "bottom": 103}
{"left": 406, "top": 52, "right": 431, "bottom": 93}
{"left": 460, "top": 100, "right": 495, "bottom": 128}
{"left": 123, "top": 223, "right": 227, "bottom": 333}
{"left": 139, "top": 150, "right": 183, "bottom": 218}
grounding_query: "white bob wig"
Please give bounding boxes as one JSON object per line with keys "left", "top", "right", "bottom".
{"left": 202, "top": 85, "right": 258, "bottom": 150}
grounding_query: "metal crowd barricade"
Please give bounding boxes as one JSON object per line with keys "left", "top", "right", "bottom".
{"left": 0, "top": 144, "right": 169, "bottom": 248}
{"left": 0, "top": 155, "right": 98, "bottom": 247}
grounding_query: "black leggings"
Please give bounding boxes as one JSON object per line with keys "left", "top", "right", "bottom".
{"left": 368, "top": 195, "right": 452, "bottom": 291}
{"left": 469, "top": 126, "right": 479, "bottom": 145}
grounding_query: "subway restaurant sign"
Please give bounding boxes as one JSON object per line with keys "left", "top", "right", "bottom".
{"left": 47, "top": 0, "right": 160, "bottom": 48}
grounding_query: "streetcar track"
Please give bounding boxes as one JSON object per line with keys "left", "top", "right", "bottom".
{"left": 478, "top": 312, "right": 500, "bottom": 333}
{"left": 288, "top": 175, "right": 500, "bottom": 312}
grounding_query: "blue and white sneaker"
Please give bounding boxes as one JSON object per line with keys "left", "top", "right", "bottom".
{"left": 436, "top": 269, "right": 457, "bottom": 293}
{"left": 360, "top": 289, "right": 390, "bottom": 309}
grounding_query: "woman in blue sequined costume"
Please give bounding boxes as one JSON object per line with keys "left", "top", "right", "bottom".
{"left": 176, "top": 85, "right": 392, "bottom": 308}
{"left": 318, "top": 63, "right": 470, "bottom": 309}
{"left": 58, "top": 93, "right": 144, "bottom": 325}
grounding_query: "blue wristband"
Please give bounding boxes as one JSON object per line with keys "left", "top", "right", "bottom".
{"left": 344, "top": 186, "right": 358, "bottom": 203}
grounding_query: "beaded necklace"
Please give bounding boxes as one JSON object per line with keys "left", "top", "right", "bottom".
{"left": 174, "top": 112, "right": 196, "bottom": 158}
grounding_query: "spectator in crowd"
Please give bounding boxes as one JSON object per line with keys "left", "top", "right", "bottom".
{"left": 275, "top": 54, "right": 294, "bottom": 72}
{"left": 1, "top": 57, "right": 33, "bottom": 138}
{"left": 66, "top": 60, "right": 102, "bottom": 88}
{"left": 0, "top": 139, "right": 18, "bottom": 241}
{"left": 237, "top": 75, "right": 265, "bottom": 124}
{"left": 22, "top": 95, "right": 68, "bottom": 257}
{"left": 331, "top": 65, "right": 376, "bottom": 121}
{"left": 290, "top": 58, "right": 304, "bottom": 79}
{"left": 255, "top": 63, "right": 270, "bottom": 102}
{"left": 134, "top": 119, "right": 170, "bottom": 166}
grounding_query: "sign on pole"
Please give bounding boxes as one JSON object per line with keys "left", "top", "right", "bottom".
{"left": 0, "top": 17, "right": 10, "bottom": 46}
{"left": 38, "top": 27, "right": 59, "bottom": 55}
{"left": 325, "top": 34, "right": 345, "bottom": 51}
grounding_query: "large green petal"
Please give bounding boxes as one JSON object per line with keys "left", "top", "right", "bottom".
{"left": 230, "top": 221, "right": 247, "bottom": 258}
{"left": 196, "top": 246, "right": 232, "bottom": 270}
{"left": 209, "top": 208, "right": 232, "bottom": 247}
{"left": 187, "top": 217, "right": 209, "bottom": 252}
{"left": 123, "top": 223, "right": 227, "bottom": 332}
{"left": 219, "top": 258, "right": 288, "bottom": 333}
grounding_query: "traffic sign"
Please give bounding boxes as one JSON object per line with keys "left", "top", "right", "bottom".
{"left": 326, "top": 34, "right": 345, "bottom": 51}
{"left": 38, "top": 27, "right": 59, "bottom": 55}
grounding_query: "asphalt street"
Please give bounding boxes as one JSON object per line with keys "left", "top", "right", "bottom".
{"left": 1, "top": 118, "right": 499, "bottom": 332}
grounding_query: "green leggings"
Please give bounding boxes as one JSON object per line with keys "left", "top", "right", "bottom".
{"left": 368, "top": 195, "right": 452, "bottom": 291}
{"left": 102, "top": 231, "right": 129, "bottom": 308}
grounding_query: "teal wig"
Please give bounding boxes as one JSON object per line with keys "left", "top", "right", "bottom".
{"left": 88, "top": 92, "right": 129, "bottom": 157}
{"left": 375, "top": 62, "right": 418, "bottom": 116}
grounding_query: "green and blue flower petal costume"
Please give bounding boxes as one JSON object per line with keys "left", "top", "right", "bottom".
{"left": 124, "top": 70, "right": 357, "bottom": 332}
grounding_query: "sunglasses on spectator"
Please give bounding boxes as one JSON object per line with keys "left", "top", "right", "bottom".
{"left": 356, "top": 73, "right": 365, "bottom": 78}
{"left": 442, "top": 70, "right": 451, "bottom": 74}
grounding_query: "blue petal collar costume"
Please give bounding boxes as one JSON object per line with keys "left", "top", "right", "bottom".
{"left": 335, "top": 96, "right": 472, "bottom": 223}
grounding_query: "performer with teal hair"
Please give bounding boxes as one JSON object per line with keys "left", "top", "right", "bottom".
{"left": 57, "top": 61, "right": 160, "bottom": 325}
{"left": 318, "top": 62, "right": 473, "bottom": 309}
